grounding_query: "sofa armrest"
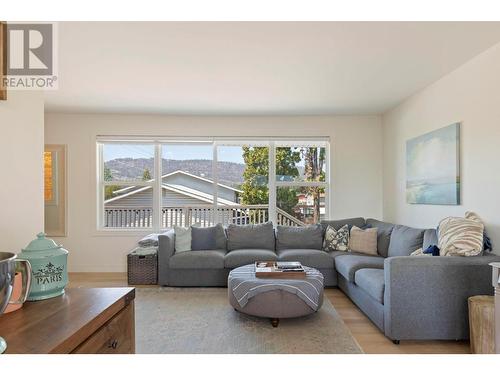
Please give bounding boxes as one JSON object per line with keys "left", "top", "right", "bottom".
{"left": 158, "top": 230, "right": 175, "bottom": 285}
{"left": 384, "top": 254, "right": 499, "bottom": 340}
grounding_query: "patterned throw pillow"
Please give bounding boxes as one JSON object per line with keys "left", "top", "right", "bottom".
{"left": 323, "top": 224, "right": 349, "bottom": 251}
{"left": 438, "top": 211, "right": 484, "bottom": 256}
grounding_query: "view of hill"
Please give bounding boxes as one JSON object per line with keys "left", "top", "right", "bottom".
{"left": 104, "top": 158, "right": 246, "bottom": 187}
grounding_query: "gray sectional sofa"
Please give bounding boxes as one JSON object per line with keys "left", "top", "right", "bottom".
{"left": 157, "top": 218, "right": 499, "bottom": 342}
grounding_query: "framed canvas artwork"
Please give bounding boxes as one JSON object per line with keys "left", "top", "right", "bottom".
{"left": 406, "top": 123, "right": 460, "bottom": 205}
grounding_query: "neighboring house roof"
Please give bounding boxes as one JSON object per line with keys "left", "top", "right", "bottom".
{"left": 163, "top": 170, "right": 243, "bottom": 193}
{"left": 105, "top": 185, "right": 152, "bottom": 204}
{"left": 104, "top": 184, "right": 239, "bottom": 206}
{"left": 164, "top": 184, "right": 238, "bottom": 206}
{"left": 112, "top": 170, "right": 243, "bottom": 195}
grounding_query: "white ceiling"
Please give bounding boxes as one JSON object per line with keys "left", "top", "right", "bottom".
{"left": 44, "top": 22, "right": 500, "bottom": 115}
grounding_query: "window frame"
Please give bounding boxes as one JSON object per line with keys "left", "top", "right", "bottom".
{"left": 96, "top": 137, "right": 330, "bottom": 232}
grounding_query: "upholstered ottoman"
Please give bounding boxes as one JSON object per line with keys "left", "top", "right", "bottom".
{"left": 228, "top": 264, "right": 324, "bottom": 327}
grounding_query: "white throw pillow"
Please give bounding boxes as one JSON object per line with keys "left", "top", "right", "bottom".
{"left": 174, "top": 226, "right": 193, "bottom": 252}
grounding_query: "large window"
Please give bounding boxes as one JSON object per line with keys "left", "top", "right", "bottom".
{"left": 97, "top": 138, "right": 329, "bottom": 231}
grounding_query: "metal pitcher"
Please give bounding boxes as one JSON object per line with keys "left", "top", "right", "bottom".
{"left": 0, "top": 252, "right": 32, "bottom": 354}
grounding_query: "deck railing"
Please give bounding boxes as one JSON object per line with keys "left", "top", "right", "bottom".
{"left": 104, "top": 207, "right": 153, "bottom": 228}
{"left": 103, "top": 205, "right": 305, "bottom": 228}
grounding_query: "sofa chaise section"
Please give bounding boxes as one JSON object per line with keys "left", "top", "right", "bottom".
{"left": 383, "top": 254, "right": 496, "bottom": 341}
{"left": 337, "top": 223, "right": 500, "bottom": 341}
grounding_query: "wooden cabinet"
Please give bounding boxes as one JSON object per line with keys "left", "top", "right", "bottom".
{"left": 0, "top": 287, "right": 135, "bottom": 354}
{"left": 73, "top": 303, "right": 135, "bottom": 354}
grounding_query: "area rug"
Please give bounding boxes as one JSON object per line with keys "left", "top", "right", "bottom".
{"left": 135, "top": 287, "right": 363, "bottom": 354}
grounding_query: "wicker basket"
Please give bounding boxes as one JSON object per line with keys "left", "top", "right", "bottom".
{"left": 127, "top": 248, "right": 158, "bottom": 285}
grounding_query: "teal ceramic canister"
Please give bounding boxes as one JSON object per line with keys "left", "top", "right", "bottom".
{"left": 18, "top": 233, "right": 69, "bottom": 301}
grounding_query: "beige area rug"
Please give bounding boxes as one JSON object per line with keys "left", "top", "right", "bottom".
{"left": 135, "top": 287, "right": 363, "bottom": 354}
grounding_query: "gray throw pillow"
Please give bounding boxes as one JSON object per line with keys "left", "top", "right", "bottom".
{"left": 191, "top": 224, "right": 226, "bottom": 250}
{"left": 226, "top": 222, "right": 275, "bottom": 251}
{"left": 388, "top": 225, "right": 425, "bottom": 257}
{"left": 365, "top": 218, "right": 395, "bottom": 257}
{"left": 276, "top": 224, "right": 323, "bottom": 250}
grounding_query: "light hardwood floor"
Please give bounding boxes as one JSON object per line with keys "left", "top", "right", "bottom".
{"left": 68, "top": 272, "right": 470, "bottom": 354}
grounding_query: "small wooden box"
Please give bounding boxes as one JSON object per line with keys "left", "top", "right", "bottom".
{"left": 255, "top": 261, "right": 306, "bottom": 279}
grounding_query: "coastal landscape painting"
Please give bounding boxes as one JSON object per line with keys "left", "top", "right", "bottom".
{"left": 406, "top": 123, "right": 460, "bottom": 205}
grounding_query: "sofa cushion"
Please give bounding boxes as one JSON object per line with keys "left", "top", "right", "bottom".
{"left": 354, "top": 268, "right": 385, "bottom": 304}
{"left": 423, "top": 229, "right": 438, "bottom": 250}
{"left": 169, "top": 250, "right": 226, "bottom": 269}
{"left": 335, "top": 254, "right": 385, "bottom": 282}
{"left": 277, "top": 249, "right": 334, "bottom": 269}
{"left": 224, "top": 249, "right": 278, "bottom": 268}
{"left": 191, "top": 224, "right": 226, "bottom": 250}
{"left": 226, "top": 222, "right": 275, "bottom": 251}
{"left": 276, "top": 224, "right": 323, "bottom": 251}
{"left": 321, "top": 217, "right": 366, "bottom": 232}
{"left": 365, "top": 219, "right": 395, "bottom": 257}
{"left": 388, "top": 225, "right": 425, "bottom": 257}
{"left": 329, "top": 251, "right": 354, "bottom": 259}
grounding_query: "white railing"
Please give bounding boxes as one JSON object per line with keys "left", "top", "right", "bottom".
{"left": 104, "top": 207, "right": 153, "bottom": 228}
{"left": 103, "top": 205, "right": 305, "bottom": 228}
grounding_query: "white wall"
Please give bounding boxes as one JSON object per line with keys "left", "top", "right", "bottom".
{"left": 383, "top": 41, "right": 500, "bottom": 252}
{"left": 45, "top": 113, "right": 383, "bottom": 272}
{"left": 0, "top": 91, "right": 44, "bottom": 252}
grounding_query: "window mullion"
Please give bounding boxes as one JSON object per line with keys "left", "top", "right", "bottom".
{"left": 97, "top": 142, "right": 104, "bottom": 230}
{"left": 212, "top": 142, "right": 218, "bottom": 225}
{"left": 153, "top": 143, "right": 162, "bottom": 231}
{"left": 268, "top": 142, "right": 277, "bottom": 225}
{"left": 325, "top": 141, "right": 331, "bottom": 220}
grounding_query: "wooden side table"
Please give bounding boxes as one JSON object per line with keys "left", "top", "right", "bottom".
{"left": 0, "top": 287, "right": 135, "bottom": 354}
{"left": 468, "top": 295, "right": 494, "bottom": 354}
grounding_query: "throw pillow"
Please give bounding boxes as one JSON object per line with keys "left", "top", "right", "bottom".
{"left": 424, "top": 245, "right": 440, "bottom": 256}
{"left": 191, "top": 223, "right": 226, "bottom": 250}
{"left": 226, "top": 222, "right": 275, "bottom": 251}
{"left": 387, "top": 225, "right": 425, "bottom": 257}
{"left": 348, "top": 226, "right": 378, "bottom": 255}
{"left": 411, "top": 245, "right": 440, "bottom": 257}
{"left": 174, "top": 226, "right": 192, "bottom": 252}
{"left": 323, "top": 224, "right": 349, "bottom": 251}
{"left": 276, "top": 224, "right": 323, "bottom": 250}
{"left": 438, "top": 211, "right": 484, "bottom": 256}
